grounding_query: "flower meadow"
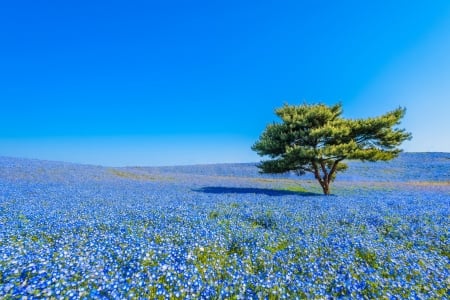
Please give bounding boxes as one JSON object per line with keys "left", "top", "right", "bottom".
{"left": 0, "top": 153, "right": 449, "bottom": 299}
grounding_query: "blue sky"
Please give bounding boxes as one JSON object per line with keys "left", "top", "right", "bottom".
{"left": 1, "top": 1, "right": 450, "bottom": 166}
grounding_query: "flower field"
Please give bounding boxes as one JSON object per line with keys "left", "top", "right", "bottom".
{"left": 0, "top": 153, "right": 449, "bottom": 299}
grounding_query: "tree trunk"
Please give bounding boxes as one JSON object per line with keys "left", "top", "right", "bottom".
{"left": 321, "top": 181, "right": 331, "bottom": 195}
{"left": 312, "top": 161, "right": 332, "bottom": 195}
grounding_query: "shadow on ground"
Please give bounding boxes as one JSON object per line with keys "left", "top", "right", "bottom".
{"left": 193, "top": 186, "right": 320, "bottom": 196}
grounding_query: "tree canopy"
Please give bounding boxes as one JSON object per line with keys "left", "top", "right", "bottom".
{"left": 252, "top": 103, "right": 412, "bottom": 195}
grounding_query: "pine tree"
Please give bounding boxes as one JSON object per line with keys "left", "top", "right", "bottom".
{"left": 252, "top": 103, "right": 412, "bottom": 195}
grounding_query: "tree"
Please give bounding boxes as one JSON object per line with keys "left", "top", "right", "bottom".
{"left": 252, "top": 103, "right": 412, "bottom": 195}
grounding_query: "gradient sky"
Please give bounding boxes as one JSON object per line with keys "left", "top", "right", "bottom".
{"left": 1, "top": 1, "right": 450, "bottom": 166}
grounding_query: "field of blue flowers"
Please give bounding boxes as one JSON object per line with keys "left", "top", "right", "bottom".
{"left": 0, "top": 153, "right": 449, "bottom": 299}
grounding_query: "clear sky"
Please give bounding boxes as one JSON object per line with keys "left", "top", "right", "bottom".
{"left": 1, "top": 0, "right": 450, "bottom": 166}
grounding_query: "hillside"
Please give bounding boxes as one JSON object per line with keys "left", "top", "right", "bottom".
{"left": 0, "top": 152, "right": 449, "bottom": 298}
{"left": 1, "top": 152, "right": 449, "bottom": 183}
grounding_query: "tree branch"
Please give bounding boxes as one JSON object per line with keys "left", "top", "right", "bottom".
{"left": 319, "top": 160, "right": 328, "bottom": 182}
{"left": 328, "top": 158, "right": 344, "bottom": 184}
{"left": 312, "top": 161, "right": 323, "bottom": 184}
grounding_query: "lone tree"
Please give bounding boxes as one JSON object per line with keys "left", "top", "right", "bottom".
{"left": 252, "top": 103, "right": 411, "bottom": 195}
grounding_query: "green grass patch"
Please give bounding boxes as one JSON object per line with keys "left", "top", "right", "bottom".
{"left": 282, "top": 185, "right": 309, "bottom": 193}
{"left": 109, "top": 169, "right": 173, "bottom": 181}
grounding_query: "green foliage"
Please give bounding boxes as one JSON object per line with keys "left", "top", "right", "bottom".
{"left": 227, "top": 237, "right": 246, "bottom": 256}
{"left": 252, "top": 103, "right": 411, "bottom": 194}
{"left": 266, "top": 238, "right": 290, "bottom": 254}
{"left": 208, "top": 210, "right": 220, "bottom": 219}
{"left": 249, "top": 211, "right": 277, "bottom": 230}
{"left": 355, "top": 247, "right": 379, "bottom": 269}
